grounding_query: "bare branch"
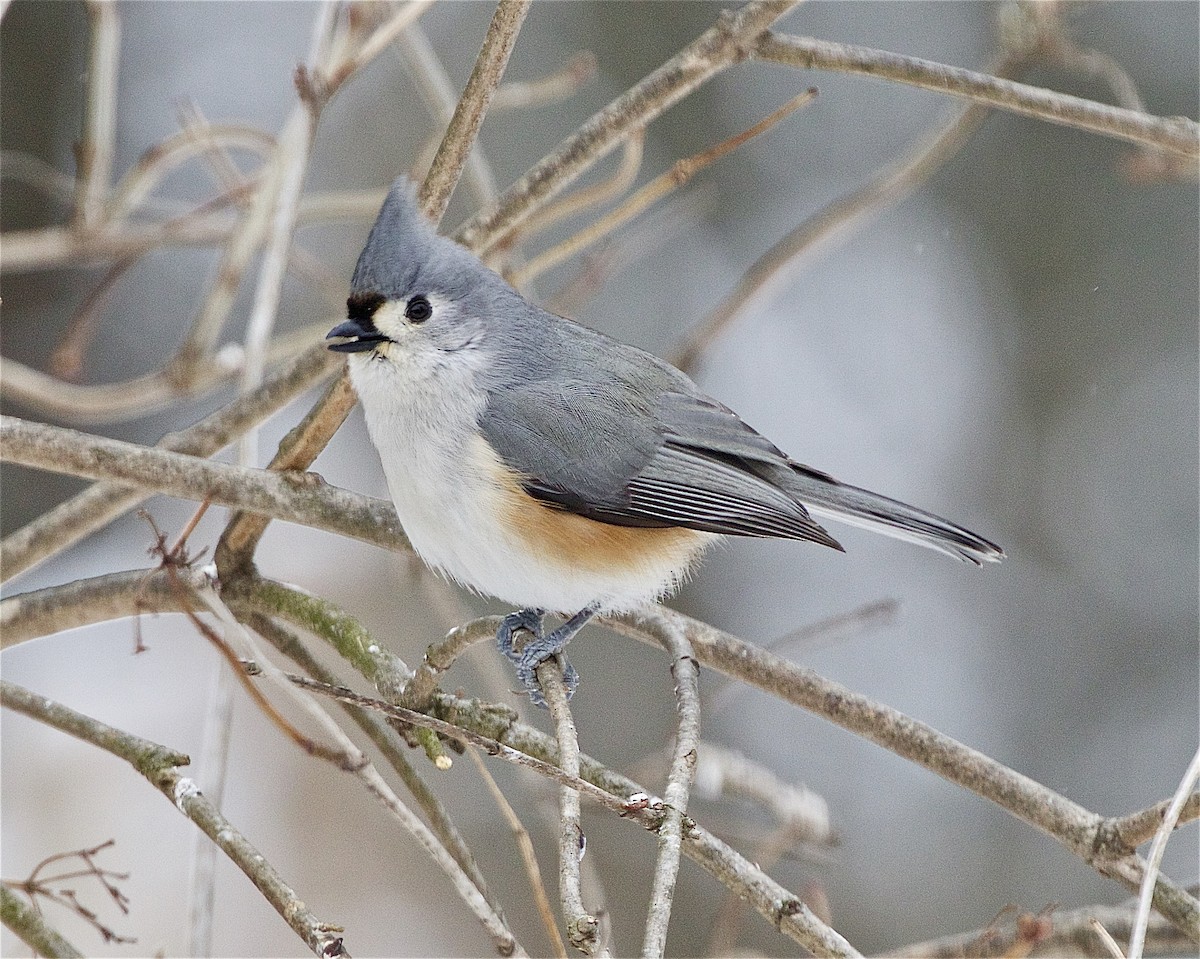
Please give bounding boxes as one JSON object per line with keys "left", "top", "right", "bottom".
{"left": 0, "top": 415, "right": 408, "bottom": 555}
{"left": 1110, "top": 792, "right": 1200, "bottom": 850}
{"left": 672, "top": 49, "right": 1019, "bottom": 371}
{"left": 641, "top": 609, "right": 700, "bottom": 958}
{"left": 540, "top": 661, "right": 603, "bottom": 956}
{"left": 0, "top": 345, "right": 337, "bottom": 583}
{"left": 72, "top": 1, "right": 120, "bottom": 229}
{"left": 755, "top": 33, "right": 1198, "bottom": 157}
{"left": 455, "top": 0, "right": 801, "bottom": 255}
{"left": 0, "top": 680, "right": 347, "bottom": 958}
{"left": 0, "top": 886, "right": 84, "bottom": 959}
{"left": 1129, "top": 747, "right": 1200, "bottom": 959}
{"left": 468, "top": 747, "right": 568, "bottom": 959}
{"left": 511, "top": 88, "right": 816, "bottom": 288}
{"left": 888, "top": 898, "right": 1193, "bottom": 959}
{"left": 607, "top": 608, "right": 1200, "bottom": 942}
{"left": 492, "top": 51, "right": 598, "bottom": 113}
{"left": 418, "top": 0, "right": 532, "bottom": 223}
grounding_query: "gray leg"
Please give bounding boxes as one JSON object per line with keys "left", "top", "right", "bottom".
{"left": 498, "top": 604, "right": 598, "bottom": 707}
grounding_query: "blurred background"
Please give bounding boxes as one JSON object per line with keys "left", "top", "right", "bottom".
{"left": 2, "top": 2, "right": 1197, "bottom": 956}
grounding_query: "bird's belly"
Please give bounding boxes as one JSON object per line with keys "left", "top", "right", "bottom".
{"left": 376, "top": 426, "right": 714, "bottom": 613}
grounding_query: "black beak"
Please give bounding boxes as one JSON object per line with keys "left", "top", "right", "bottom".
{"left": 326, "top": 319, "right": 390, "bottom": 353}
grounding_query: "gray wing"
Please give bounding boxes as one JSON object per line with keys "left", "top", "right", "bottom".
{"left": 478, "top": 382, "right": 842, "bottom": 548}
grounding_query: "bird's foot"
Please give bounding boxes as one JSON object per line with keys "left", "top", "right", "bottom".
{"left": 495, "top": 605, "right": 597, "bottom": 707}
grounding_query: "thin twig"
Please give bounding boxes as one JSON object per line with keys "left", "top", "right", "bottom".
{"left": 540, "top": 660, "right": 603, "bottom": 956}
{"left": 455, "top": 0, "right": 801, "bottom": 255}
{"left": 395, "top": 22, "right": 499, "bottom": 210}
{"left": 755, "top": 33, "right": 1199, "bottom": 156}
{"left": 72, "top": 0, "right": 120, "bottom": 229}
{"left": 672, "top": 50, "right": 1019, "bottom": 371}
{"left": 0, "top": 557, "right": 858, "bottom": 958}
{"left": 1109, "top": 792, "right": 1200, "bottom": 850}
{"left": 418, "top": 0, "right": 532, "bottom": 223}
{"left": 288, "top": 676, "right": 860, "bottom": 957}
{"left": 887, "top": 898, "right": 1192, "bottom": 959}
{"left": 506, "top": 131, "right": 645, "bottom": 263}
{"left": 1091, "top": 917, "right": 1128, "bottom": 959}
{"left": 491, "top": 51, "right": 598, "bottom": 113}
{"left": 1128, "top": 746, "right": 1200, "bottom": 959}
{"left": 511, "top": 87, "right": 816, "bottom": 289}
{"left": 0, "top": 680, "right": 348, "bottom": 958}
{"left": 467, "top": 746, "right": 568, "bottom": 959}
{"left": 640, "top": 609, "right": 700, "bottom": 958}
{"left": 244, "top": 612, "right": 502, "bottom": 922}
{"left": 210, "top": 588, "right": 528, "bottom": 957}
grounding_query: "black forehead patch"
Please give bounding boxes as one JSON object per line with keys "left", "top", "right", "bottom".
{"left": 346, "top": 292, "right": 386, "bottom": 324}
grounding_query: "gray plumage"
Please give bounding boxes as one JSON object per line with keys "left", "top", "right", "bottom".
{"left": 343, "top": 178, "right": 1002, "bottom": 566}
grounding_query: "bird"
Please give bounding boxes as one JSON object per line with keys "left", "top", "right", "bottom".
{"left": 328, "top": 178, "right": 1002, "bottom": 705}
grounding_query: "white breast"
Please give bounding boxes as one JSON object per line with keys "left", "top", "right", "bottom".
{"left": 347, "top": 349, "right": 713, "bottom": 613}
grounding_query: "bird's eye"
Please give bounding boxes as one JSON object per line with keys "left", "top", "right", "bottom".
{"left": 405, "top": 295, "right": 432, "bottom": 323}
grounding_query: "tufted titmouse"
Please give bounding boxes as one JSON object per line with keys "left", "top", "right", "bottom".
{"left": 328, "top": 178, "right": 1002, "bottom": 704}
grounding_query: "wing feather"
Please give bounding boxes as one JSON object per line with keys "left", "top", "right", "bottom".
{"left": 478, "top": 383, "right": 841, "bottom": 549}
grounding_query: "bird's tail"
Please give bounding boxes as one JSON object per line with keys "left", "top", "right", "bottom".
{"left": 784, "top": 464, "right": 1003, "bottom": 566}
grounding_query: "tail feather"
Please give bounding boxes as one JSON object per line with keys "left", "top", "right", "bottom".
{"left": 785, "top": 467, "right": 1003, "bottom": 566}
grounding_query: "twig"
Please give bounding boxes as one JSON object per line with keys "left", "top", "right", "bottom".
{"left": 511, "top": 87, "right": 816, "bottom": 288}
{"left": 186, "top": 653, "right": 234, "bottom": 958}
{"left": 540, "top": 660, "right": 603, "bottom": 956}
{"left": 141, "top": 526, "right": 364, "bottom": 770}
{"left": 213, "top": 369, "right": 362, "bottom": 570}
{"left": 1, "top": 557, "right": 856, "bottom": 958}
{"left": 0, "top": 415, "right": 409, "bottom": 555}
{"left": 218, "top": 0, "right": 531, "bottom": 573}
{"left": 455, "top": 0, "right": 801, "bottom": 255}
{"left": 105, "top": 125, "right": 275, "bottom": 221}
{"left": 245, "top": 612, "right": 500, "bottom": 916}
{"left": 640, "top": 609, "right": 700, "bottom": 958}
{"left": 691, "top": 742, "right": 833, "bottom": 846}
{"left": 300, "top": 676, "right": 864, "bottom": 955}
{"left": 72, "top": 0, "right": 120, "bottom": 230}
{"left": 291, "top": 677, "right": 860, "bottom": 957}
{"left": 49, "top": 254, "right": 139, "bottom": 382}
{"left": 706, "top": 598, "right": 900, "bottom": 712}
{"left": 491, "top": 51, "right": 598, "bottom": 113}
{"left": 0, "top": 885, "right": 84, "bottom": 959}
{"left": 418, "top": 0, "right": 532, "bottom": 223}
{"left": 888, "top": 898, "right": 1192, "bottom": 959}
{"left": 1109, "top": 792, "right": 1200, "bottom": 850}
{"left": 507, "top": 131, "right": 645, "bottom": 262}
{"left": 212, "top": 590, "right": 529, "bottom": 958}
{"left": 0, "top": 344, "right": 338, "bottom": 583}
{"left": 0, "top": 680, "right": 348, "bottom": 958}
{"left": 0, "top": 351, "right": 243, "bottom": 425}
{"left": 1091, "top": 917, "right": 1128, "bottom": 959}
{"left": 468, "top": 746, "right": 568, "bottom": 959}
{"left": 319, "top": 0, "right": 436, "bottom": 97}
{"left": 395, "top": 22, "right": 499, "bottom": 210}
{"left": 1128, "top": 746, "right": 1200, "bottom": 959}
{"left": 672, "top": 49, "right": 1019, "bottom": 371}
{"left": 604, "top": 607, "right": 1200, "bottom": 942}
{"left": 755, "top": 33, "right": 1198, "bottom": 157}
